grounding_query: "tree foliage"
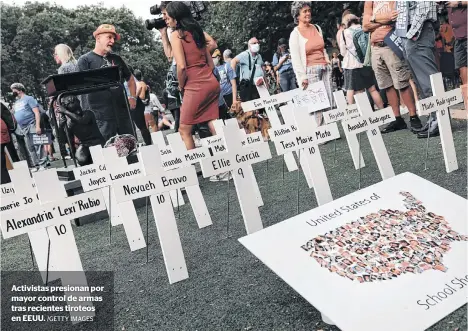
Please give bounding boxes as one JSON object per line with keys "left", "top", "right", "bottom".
{"left": 1, "top": 2, "right": 168, "bottom": 105}
{"left": 199, "top": 1, "right": 362, "bottom": 62}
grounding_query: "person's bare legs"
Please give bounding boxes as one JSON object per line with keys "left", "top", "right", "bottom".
{"left": 368, "top": 85, "right": 384, "bottom": 109}
{"left": 386, "top": 86, "right": 401, "bottom": 117}
{"left": 460, "top": 66, "right": 467, "bottom": 110}
{"left": 346, "top": 89, "right": 355, "bottom": 105}
{"left": 179, "top": 123, "right": 195, "bottom": 150}
{"left": 207, "top": 120, "right": 217, "bottom": 136}
{"left": 409, "top": 79, "right": 419, "bottom": 103}
{"left": 399, "top": 86, "right": 417, "bottom": 116}
{"left": 144, "top": 113, "right": 158, "bottom": 132}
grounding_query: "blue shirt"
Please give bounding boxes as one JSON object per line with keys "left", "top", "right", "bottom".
{"left": 272, "top": 52, "right": 293, "bottom": 74}
{"left": 13, "top": 95, "right": 38, "bottom": 128}
{"left": 216, "top": 63, "right": 236, "bottom": 97}
{"left": 235, "top": 50, "right": 264, "bottom": 81}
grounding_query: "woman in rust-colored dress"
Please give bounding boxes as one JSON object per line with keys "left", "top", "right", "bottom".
{"left": 167, "top": 2, "right": 220, "bottom": 149}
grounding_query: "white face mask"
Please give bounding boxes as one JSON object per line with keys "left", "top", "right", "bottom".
{"left": 213, "top": 58, "right": 219, "bottom": 66}
{"left": 250, "top": 43, "right": 260, "bottom": 53}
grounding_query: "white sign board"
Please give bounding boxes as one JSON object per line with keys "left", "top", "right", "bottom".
{"left": 240, "top": 172, "right": 468, "bottom": 331}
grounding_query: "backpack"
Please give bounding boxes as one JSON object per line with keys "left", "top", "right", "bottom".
{"left": 350, "top": 27, "right": 370, "bottom": 64}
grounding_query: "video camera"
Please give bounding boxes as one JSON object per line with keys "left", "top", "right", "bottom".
{"left": 145, "top": 1, "right": 207, "bottom": 31}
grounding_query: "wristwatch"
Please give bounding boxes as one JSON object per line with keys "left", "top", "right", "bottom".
{"left": 129, "top": 96, "right": 136, "bottom": 100}
{"left": 370, "top": 14, "right": 376, "bottom": 23}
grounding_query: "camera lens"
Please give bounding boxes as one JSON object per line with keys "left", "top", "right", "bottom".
{"left": 145, "top": 18, "right": 167, "bottom": 30}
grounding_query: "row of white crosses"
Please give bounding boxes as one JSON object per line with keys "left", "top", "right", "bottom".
{"left": 1, "top": 162, "right": 108, "bottom": 323}
{"left": 72, "top": 145, "right": 147, "bottom": 251}
{"left": 110, "top": 138, "right": 204, "bottom": 284}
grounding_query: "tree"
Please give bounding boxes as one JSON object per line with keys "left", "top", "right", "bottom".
{"left": 199, "top": 1, "right": 362, "bottom": 61}
{"left": 1, "top": 2, "right": 169, "bottom": 105}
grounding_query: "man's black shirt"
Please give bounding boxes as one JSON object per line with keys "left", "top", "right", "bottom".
{"left": 77, "top": 51, "right": 132, "bottom": 120}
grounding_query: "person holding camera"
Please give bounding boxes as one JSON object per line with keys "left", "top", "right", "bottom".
{"left": 272, "top": 38, "right": 297, "bottom": 92}
{"left": 165, "top": 2, "right": 220, "bottom": 150}
{"left": 157, "top": 1, "right": 217, "bottom": 63}
{"left": 231, "top": 37, "right": 265, "bottom": 102}
{"left": 77, "top": 24, "right": 137, "bottom": 142}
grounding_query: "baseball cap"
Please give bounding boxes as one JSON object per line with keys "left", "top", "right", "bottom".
{"left": 93, "top": 24, "right": 121, "bottom": 41}
{"left": 212, "top": 49, "right": 221, "bottom": 58}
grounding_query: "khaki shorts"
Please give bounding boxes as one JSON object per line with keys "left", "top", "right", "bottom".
{"left": 371, "top": 46, "right": 410, "bottom": 90}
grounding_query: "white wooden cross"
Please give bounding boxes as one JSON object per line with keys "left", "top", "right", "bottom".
{"left": 111, "top": 143, "right": 196, "bottom": 284}
{"left": 344, "top": 93, "right": 396, "bottom": 180}
{"left": 0, "top": 161, "right": 60, "bottom": 283}
{"left": 213, "top": 119, "right": 264, "bottom": 207}
{"left": 96, "top": 146, "right": 147, "bottom": 251}
{"left": 200, "top": 122, "right": 272, "bottom": 234}
{"left": 199, "top": 119, "right": 264, "bottom": 208}
{"left": 151, "top": 132, "right": 186, "bottom": 207}
{"left": 165, "top": 132, "right": 212, "bottom": 228}
{"left": 268, "top": 106, "right": 340, "bottom": 205}
{"left": 1, "top": 169, "right": 108, "bottom": 323}
{"left": 417, "top": 72, "right": 463, "bottom": 173}
{"left": 255, "top": 84, "right": 298, "bottom": 172}
{"left": 323, "top": 90, "right": 365, "bottom": 170}
{"left": 73, "top": 145, "right": 122, "bottom": 227}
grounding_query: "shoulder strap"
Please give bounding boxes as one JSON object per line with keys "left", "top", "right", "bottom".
{"left": 314, "top": 24, "right": 323, "bottom": 37}
{"left": 248, "top": 51, "right": 251, "bottom": 70}
{"left": 249, "top": 57, "right": 259, "bottom": 83}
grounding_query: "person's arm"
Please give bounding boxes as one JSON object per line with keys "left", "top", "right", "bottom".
{"left": 32, "top": 106, "right": 41, "bottom": 135}
{"left": 363, "top": 1, "right": 384, "bottom": 32}
{"left": 228, "top": 65, "right": 237, "bottom": 101}
{"left": 127, "top": 76, "right": 137, "bottom": 109}
{"left": 204, "top": 32, "right": 217, "bottom": 53}
{"left": 77, "top": 55, "right": 88, "bottom": 71}
{"left": 159, "top": 27, "right": 173, "bottom": 62}
{"left": 171, "top": 31, "right": 188, "bottom": 90}
{"left": 289, "top": 29, "right": 307, "bottom": 89}
{"left": 231, "top": 56, "right": 240, "bottom": 74}
{"left": 205, "top": 47, "right": 215, "bottom": 70}
{"left": 407, "top": 2, "right": 436, "bottom": 40}
{"left": 339, "top": 30, "right": 348, "bottom": 56}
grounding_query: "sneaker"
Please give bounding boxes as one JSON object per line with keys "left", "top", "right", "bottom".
{"left": 381, "top": 117, "right": 407, "bottom": 134}
{"left": 409, "top": 116, "right": 422, "bottom": 130}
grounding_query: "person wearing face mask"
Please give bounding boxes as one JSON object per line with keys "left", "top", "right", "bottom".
{"left": 289, "top": 1, "right": 332, "bottom": 126}
{"left": 10, "top": 83, "right": 48, "bottom": 171}
{"left": 231, "top": 37, "right": 265, "bottom": 102}
{"left": 212, "top": 49, "right": 237, "bottom": 111}
{"left": 272, "top": 38, "right": 297, "bottom": 92}
{"left": 77, "top": 24, "right": 137, "bottom": 142}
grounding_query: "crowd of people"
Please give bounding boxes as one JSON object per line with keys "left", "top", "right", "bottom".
{"left": 1, "top": 1, "right": 466, "bottom": 181}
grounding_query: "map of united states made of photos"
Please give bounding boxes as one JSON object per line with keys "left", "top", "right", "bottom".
{"left": 310, "top": 192, "right": 468, "bottom": 283}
